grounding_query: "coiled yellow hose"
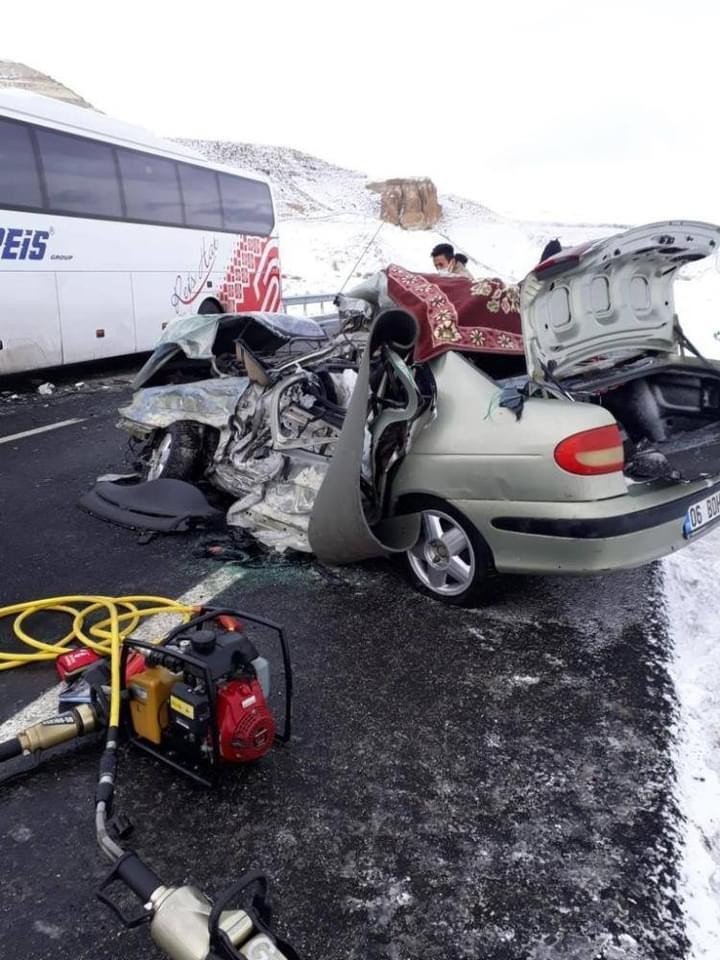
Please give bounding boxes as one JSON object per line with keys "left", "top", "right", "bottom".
{"left": 0, "top": 596, "right": 195, "bottom": 727}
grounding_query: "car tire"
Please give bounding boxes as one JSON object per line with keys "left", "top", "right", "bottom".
{"left": 403, "top": 497, "right": 494, "bottom": 606}
{"left": 144, "top": 422, "right": 204, "bottom": 481}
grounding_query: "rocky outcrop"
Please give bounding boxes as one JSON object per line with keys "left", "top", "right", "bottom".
{"left": 0, "top": 60, "right": 94, "bottom": 109}
{"left": 366, "top": 177, "right": 442, "bottom": 230}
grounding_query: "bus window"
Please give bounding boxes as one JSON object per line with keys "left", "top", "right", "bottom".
{"left": 178, "top": 163, "right": 223, "bottom": 230}
{"left": 0, "top": 118, "right": 43, "bottom": 210}
{"left": 219, "top": 172, "right": 274, "bottom": 236}
{"left": 36, "top": 127, "right": 123, "bottom": 218}
{"left": 118, "top": 149, "right": 183, "bottom": 226}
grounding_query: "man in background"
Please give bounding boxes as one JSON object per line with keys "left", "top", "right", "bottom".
{"left": 540, "top": 238, "right": 561, "bottom": 262}
{"left": 431, "top": 242, "right": 455, "bottom": 272}
{"left": 430, "top": 243, "right": 473, "bottom": 278}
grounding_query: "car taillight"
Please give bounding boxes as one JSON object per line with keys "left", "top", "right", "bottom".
{"left": 554, "top": 425, "right": 624, "bottom": 476}
{"left": 533, "top": 253, "right": 581, "bottom": 277}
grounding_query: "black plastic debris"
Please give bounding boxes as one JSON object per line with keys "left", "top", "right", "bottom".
{"left": 192, "top": 533, "right": 308, "bottom": 569}
{"left": 193, "top": 533, "right": 258, "bottom": 563}
{"left": 78, "top": 479, "right": 222, "bottom": 533}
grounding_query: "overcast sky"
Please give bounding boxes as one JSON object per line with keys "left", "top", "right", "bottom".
{"left": 3, "top": 0, "right": 719, "bottom": 225}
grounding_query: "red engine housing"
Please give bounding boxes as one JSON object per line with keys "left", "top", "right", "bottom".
{"left": 215, "top": 678, "right": 276, "bottom": 763}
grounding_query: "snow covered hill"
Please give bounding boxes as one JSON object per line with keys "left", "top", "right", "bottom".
{"left": 179, "top": 139, "right": 616, "bottom": 284}
{"left": 180, "top": 137, "right": 720, "bottom": 358}
{"left": 0, "top": 60, "right": 93, "bottom": 108}
{"left": 2, "top": 61, "right": 716, "bottom": 353}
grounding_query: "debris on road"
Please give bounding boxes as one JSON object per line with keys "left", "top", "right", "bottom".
{"left": 78, "top": 477, "right": 222, "bottom": 533}
{"left": 36, "top": 382, "right": 55, "bottom": 395}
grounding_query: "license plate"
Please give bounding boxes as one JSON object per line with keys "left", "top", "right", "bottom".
{"left": 683, "top": 490, "right": 720, "bottom": 538}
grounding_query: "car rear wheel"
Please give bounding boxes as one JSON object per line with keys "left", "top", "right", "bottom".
{"left": 145, "top": 422, "right": 204, "bottom": 481}
{"left": 404, "top": 498, "right": 494, "bottom": 606}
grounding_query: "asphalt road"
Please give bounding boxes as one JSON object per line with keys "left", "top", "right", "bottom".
{"left": 0, "top": 371, "right": 688, "bottom": 960}
{"left": 0, "top": 368, "right": 220, "bottom": 720}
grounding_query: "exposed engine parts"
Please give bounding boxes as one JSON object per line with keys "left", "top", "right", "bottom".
{"left": 120, "top": 309, "right": 436, "bottom": 555}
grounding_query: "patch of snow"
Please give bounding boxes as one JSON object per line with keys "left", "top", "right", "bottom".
{"left": 345, "top": 876, "right": 415, "bottom": 929}
{"left": 675, "top": 257, "right": 720, "bottom": 359}
{"left": 9, "top": 824, "right": 32, "bottom": 843}
{"left": 510, "top": 675, "right": 541, "bottom": 687}
{"left": 663, "top": 529, "right": 720, "bottom": 959}
{"left": 33, "top": 920, "right": 63, "bottom": 940}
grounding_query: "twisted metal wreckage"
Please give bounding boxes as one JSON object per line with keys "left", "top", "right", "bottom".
{"left": 88, "top": 222, "right": 720, "bottom": 582}
{"left": 107, "top": 265, "right": 525, "bottom": 561}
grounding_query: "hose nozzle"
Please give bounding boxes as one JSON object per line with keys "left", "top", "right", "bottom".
{"left": 17, "top": 704, "right": 98, "bottom": 754}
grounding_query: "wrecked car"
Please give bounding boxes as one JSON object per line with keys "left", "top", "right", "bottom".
{"left": 118, "top": 308, "right": 429, "bottom": 553}
{"left": 116, "top": 220, "right": 720, "bottom": 606}
{"left": 131, "top": 310, "right": 335, "bottom": 389}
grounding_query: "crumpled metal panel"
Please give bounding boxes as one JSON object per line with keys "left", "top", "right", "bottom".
{"left": 227, "top": 462, "right": 327, "bottom": 552}
{"left": 156, "top": 314, "right": 226, "bottom": 359}
{"left": 213, "top": 451, "right": 286, "bottom": 498}
{"left": 338, "top": 272, "right": 394, "bottom": 313}
{"left": 157, "top": 312, "right": 327, "bottom": 360}
{"left": 308, "top": 309, "right": 424, "bottom": 563}
{"left": 118, "top": 307, "right": 432, "bottom": 560}
{"left": 237, "top": 312, "right": 327, "bottom": 341}
{"left": 119, "top": 377, "right": 249, "bottom": 430}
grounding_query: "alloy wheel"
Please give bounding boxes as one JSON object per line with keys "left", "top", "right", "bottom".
{"left": 407, "top": 509, "right": 476, "bottom": 597}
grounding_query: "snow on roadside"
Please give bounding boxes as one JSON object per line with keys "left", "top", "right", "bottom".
{"left": 277, "top": 210, "right": 618, "bottom": 297}
{"left": 186, "top": 135, "right": 720, "bottom": 344}
{"left": 675, "top": 260, "right": 720, "bottom": 359}
{"left": 663, "top": 530, "right": 720, "bottom": 958}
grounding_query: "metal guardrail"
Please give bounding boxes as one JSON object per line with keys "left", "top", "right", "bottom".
{"left": 283, "top": 293, "right": 337, "bottom": 308}
{"left": 282, "top": 293, "right": 339, "bottom": 327}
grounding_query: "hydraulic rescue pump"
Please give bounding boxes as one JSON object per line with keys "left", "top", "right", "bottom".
{"left": 122, "top": 613, "right": 288, "bottom": 784}
{"left": 0, "top": 600, "right": 299, "bottom": 960}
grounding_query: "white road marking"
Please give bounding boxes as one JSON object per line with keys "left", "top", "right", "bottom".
{"left": 0, "top": 418, "right": 86, "bottom": 446}
{"left": 0, "top": 565, "right": 245, "bottom": 741}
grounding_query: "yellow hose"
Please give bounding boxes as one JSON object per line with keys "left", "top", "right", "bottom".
{"left": 0, "top": 596, "right": 196, "bottom": 729}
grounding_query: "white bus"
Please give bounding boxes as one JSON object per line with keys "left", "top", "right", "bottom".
{"left": 0, "top": 89, "right": 281, "bottom": 375}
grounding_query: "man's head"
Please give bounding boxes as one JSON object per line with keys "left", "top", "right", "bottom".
{"left": 431, "top": 243, "right": 455, "bottom": 271}
{"left": 540, "top": 238, "right": 561, "bottom": 262}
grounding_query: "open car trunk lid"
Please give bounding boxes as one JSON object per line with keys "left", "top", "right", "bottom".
{"left": 520, "top": 221, "right": 720, "bottom": 484}
{"left": 520, "top": 220, "right": 720, "bottom": 381}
